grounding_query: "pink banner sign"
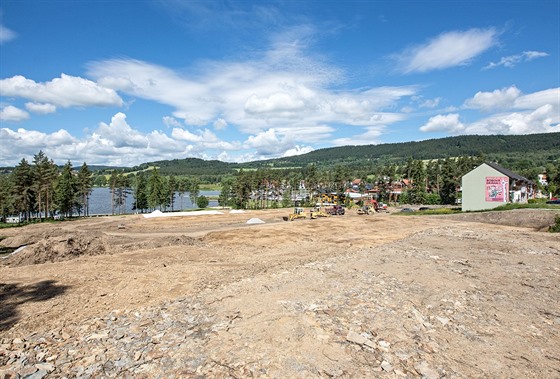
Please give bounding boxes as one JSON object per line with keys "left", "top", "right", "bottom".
{"left": 485, "top": 177, "right": 508, "bottom": 202}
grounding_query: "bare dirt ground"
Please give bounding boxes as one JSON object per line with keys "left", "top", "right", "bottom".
{"left": 1, "top": 207, "right": 559, "bottom": 378}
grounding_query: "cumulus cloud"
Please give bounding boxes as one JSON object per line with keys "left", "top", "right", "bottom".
{"left": 0, "top": 105, "right": 29, "bottom": 121}
{"left": 331, "top": 126, "right": 386, "bottom": 146}
{"left": 0, "top": 74, "right": 123, "bottom": 108}
{"left": 282, "top": 145, "right": 314, "bottom": 157}
{"left": 0, "top": 112, "right": 213, "bottom": 166}
{"left": 484, "top": 51, "right": 549, "bottom": 70}
{"left": 162, "top": 116, "right": 183, "bottom": 128}
{"left": 0, "top": 127, "right": 75, "bottom": 164}
{"left": 396, "top": 28, "right": 497, "bottom": 73}
{"left": 242, "top": 128, "right": 309, "bottom": 157}
{"left": 420, "top": 114, "right": 465, "bottom": 133}
{"left": 464, "top": 86, "right": 522, "bottom": 112}
{"left": 0, "top": 24, "right": 16, "bottom": 44}
{"left": 25, "top": 102, "right": 57, "bottom": 114}
{"left": 421, "top": 87, "right": 559, "bottom": 135}
{"left": 213, "top": 118, "right": 228, "bottom": 130}
{"left": 87, "top": 37, "right": 418, "bottom": 152}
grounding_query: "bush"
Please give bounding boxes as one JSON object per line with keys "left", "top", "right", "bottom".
{"left": 424, "top": 193, "right": 442, "bottom": 205}
{"left": 528, "top": 198, "right": 548, "bottom": 204}
{"left": 196, "top": 195, "right": 209, "bottom": 209}
{"left": 549, "top": 215, "right": 560, "bottom": 233}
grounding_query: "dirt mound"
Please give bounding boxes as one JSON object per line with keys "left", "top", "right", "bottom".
{"left": 5, "top": 231, "right": 108, "bottom": 267}
{"left": 115, "top": 234, "right": 201, "bottom": 252}
{"left": 435, "top": 208, "right": 560, "bottom": 230}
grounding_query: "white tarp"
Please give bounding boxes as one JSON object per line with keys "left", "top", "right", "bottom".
{"left": 246, "top": 218, "right": 265, "bottom": 224}
{"left": 143, "top": 210, "right": 224, "bottom": 218}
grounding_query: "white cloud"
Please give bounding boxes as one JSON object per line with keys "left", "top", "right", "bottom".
{"left": 162, "top": 116, "right": 183, "bottom": 128}
{"left": 245, "top": 92, "right": 306, "bottom": 115}
{"left": 87, "top": 39, "right": 417, "bottom": 148}
{"left": 0, "top": 112, "right": 201, "bottom": 166}
{"left": 0, "top": 105, "right": 29, "bottom": 121}
{"left": 513, "top": 88, "right": 560, "bottom": 110}
{"left": 484, "top": 50, "right": 549, "bottom": 70}
{"left": 283, "top": 145, "right": 314, "bottom": 157}
{"left": 213, "top": 118, "right": 228, "bottom": 130}
{"left": 397, "top": 28, "right": 497, "bottom": 73}
{"left": 418, "top": 97, "right": 441, "bottom": 109}
{"left": 96, "top": 112, "right": 148, "bottom": 148}
{"left": 0, "top": 127, "right": 76, "bottom": 164}
{"left": 420, "top": 114, "right": 465, "bottom": 133}
{"left": 0, "top": 24, "right": 16, "bottom": 44}
{"left": 422, "top": 87, "right": 559, "bottom": 135}
{"left": 243, "top": 128, "right": 313, "bottom": 157}
{"left": 25, "top": 102, "right": 57, "bottom": 114}
{"left": 0, "top": 74, "right": 123, "bottom": 108}
{"left": 464, "top": 86, "right": 560, "bottom": 113}
{"left": 465, "top": 105, "right": 558, "bottom": 135}
{"left": 464, "top": 86, "right": 521, "bottom": 112}
{"left": 331, "top": 126, "right": 385, "bottom": 146}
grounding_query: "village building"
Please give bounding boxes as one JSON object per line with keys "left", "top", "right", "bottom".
{"left": 461, "top": 162, "right": 534, "bottom": 212}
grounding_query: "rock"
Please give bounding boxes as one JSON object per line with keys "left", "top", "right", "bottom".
{"left": 26, "top": 370, "right": 48, "bottom": 379}
{"left": 378, "top": 340, "right": 391, "bottom": 349}
{"left": 34, "top": 363, "right": 54, "bottom": 373}
{"left": 346, "top": 330, "right": 376, "bottom": 348}
{"left": 415, "top": 361, "right": 439, "bottom": 379}
{"left": 381, "top": 360, "right": 393, "bottom": 372}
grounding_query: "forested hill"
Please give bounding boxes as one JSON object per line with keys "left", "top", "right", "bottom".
{"left": 137, "top": 132, "right": 559, "bottom": 176}
{"left": 259, "top": 132, "right": 560, "bottom": 167}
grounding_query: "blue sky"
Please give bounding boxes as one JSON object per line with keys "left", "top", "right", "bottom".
{"left": 0, "top": 0, "right": 558, "bottom": 166}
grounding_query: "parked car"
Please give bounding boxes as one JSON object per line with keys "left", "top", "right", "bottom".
{"left": 400, "top": 207, "right": 415, "bottom": 213}
{"left": 546, "top": 199, "right": 560, "bottom": 204}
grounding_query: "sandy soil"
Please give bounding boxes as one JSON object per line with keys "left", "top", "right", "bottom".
{"left": 1, "top": 207, "right": 559, "bottom": 377}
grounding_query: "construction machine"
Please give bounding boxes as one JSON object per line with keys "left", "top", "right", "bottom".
{"left": 287, "top": 207, "right": 307, "bottom": 221}
{"left": 325, "top": 205, "right": 345, "bottom": 215}
{"left": 357, "top": 205, "right": 373, "bottom": 215}
{"left": 310, "top": 206, "right": 330, "bottom": 219}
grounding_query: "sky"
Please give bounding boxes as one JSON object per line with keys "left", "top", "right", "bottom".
{"left": 0, "top": 0, "right": 559, "bottom": 167}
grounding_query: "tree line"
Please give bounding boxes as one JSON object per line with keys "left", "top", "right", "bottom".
{"left": 219, "top": 154, "right": 560, "bottom": 210}
{"left": 0, "top": 151, "right": 93, "bottom": 221}
{"left": 2, "top": 150, "right": 558, "bottom": 221}
{"left": 0, "top": 151, "right": 208, "bottom": 222}
{"left": 217, "top": 156, "right": 488, "bottom": 209}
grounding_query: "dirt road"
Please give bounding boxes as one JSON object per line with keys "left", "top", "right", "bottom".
{"left": 1, "top": 208, "right": 559, "bottom": 378}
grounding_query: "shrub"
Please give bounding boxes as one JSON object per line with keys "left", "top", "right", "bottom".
{"left": 196, "top": 195, "right": 209, "bottom": 209}
{"left": 424, "top": 193, "right": 442, "bottom": 205}
{"left": 549, "top": 215, "right": 560, "bottom": 233}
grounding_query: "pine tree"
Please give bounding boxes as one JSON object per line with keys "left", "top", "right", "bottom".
{"left": 177, "top": 178, "right": 188, "bottom": 210}
{"left": 76, "top": 163, "right": 93, "bottom": 216}
{"left": 11, "top": 158, "right": 35, "bottom": 221}
{"left": 33, "top": 151, "right": 50, "bottom": 220}
{"left": 0, "top": 175, "right": 14, "bottom": 220}
{"left": 109, "top": 171, "right": 118, "bottom": 215}
{"left": 56, "top": 161, "right": 77, "bottom": 217}
{"left": 147, "top": 168, "right": 165, "bottom": 210}
{"left": 133, "top": 171, "right": 149, "bottom": 213}
{"left": 168, "top": 175, "right": 177, "bottom": 211}
{"left": 188, "top": 178, "right": 200, "bottom": 208}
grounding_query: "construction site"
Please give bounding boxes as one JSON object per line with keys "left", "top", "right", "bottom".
{"left": 1, "top": 207, "right": 559, "bottom": 378}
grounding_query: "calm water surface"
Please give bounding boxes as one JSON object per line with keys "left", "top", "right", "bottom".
{"left": 88, "top": 187, "right": 219, "bottom": 215}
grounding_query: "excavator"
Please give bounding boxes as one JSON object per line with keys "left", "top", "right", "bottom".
{"left": 357, "top": 199, "right": 379, "bottom": 215}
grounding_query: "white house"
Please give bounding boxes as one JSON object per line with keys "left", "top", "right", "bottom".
{"left": 461, "top": 162, "right": 534, "bottom": 212}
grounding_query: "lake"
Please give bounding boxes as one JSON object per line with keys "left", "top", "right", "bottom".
{"left": 87, "top": 187, "right": 220, "bottom": 215}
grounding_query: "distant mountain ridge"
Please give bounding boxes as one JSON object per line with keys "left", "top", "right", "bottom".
{"left": 139, "top": 132, "right": 559, "bottom": 176}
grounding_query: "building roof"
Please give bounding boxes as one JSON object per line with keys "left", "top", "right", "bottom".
{"left": 485, "top": 162, "right": 533, "bottom": 184}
